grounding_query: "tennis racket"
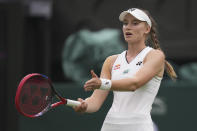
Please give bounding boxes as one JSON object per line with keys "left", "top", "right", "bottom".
{"left": 15, "top": 73, "right": 81, "bottom": 118}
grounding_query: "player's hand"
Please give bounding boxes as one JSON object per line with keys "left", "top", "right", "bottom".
{"left": 84, "top": 70, "right": 101, "bottom": 91}
{"left": 73, "top": 98, "right": 88, "bottom": 113}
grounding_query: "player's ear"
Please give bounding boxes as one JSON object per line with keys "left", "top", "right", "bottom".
{"left": 144, "top": 24, "right": 151, "bottom": 34}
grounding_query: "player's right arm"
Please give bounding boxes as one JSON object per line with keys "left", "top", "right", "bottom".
{"left": 73, "top": 55, "right": 118, "bottom": 113}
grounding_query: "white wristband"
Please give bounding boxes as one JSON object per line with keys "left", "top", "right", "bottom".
{"left": 100, "top": 78, "right": 112, "bottom": 90}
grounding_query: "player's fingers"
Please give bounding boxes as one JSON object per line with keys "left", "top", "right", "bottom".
{"left": 91, "top": 70, "right": 98, "bottom": 78}
{"left": 84, "top": 84, "right": 96, "bottom": 91}
{"left": 73, "top": 105, "right": 80, "bottom": 112}
{"left": 77, "top": 98, "right": 84, "bottom": 102}
{"left": 84, "top": 82, "right": 93, "bottom": 88}
{"left": 84, "top": 79, "right": 101, "bottom": 90}
{"left": 85, "top": 78, "right": 100, "bottom": 87}
{"left": 81, "top": 101, "right": 86, "bottom": 109}
{"left": 84, "top": 87, "right": 93, "bottom": 92}
{"left": 84, "top": 81, "right": 95, "bottom": 88}
{"left": 74, "top": 105, "right": 83, "bottom": 113}
{"left": 74, "top": 98, "right": 87, "bottom": 113}
{"left": 85, "top": 78, "right": 95, "bottom": 85}
{"left": 74, "top": 98, "right": 83, "bottom": 109}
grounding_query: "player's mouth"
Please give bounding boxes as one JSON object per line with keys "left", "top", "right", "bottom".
{"left": 125, "top": 32, "right": 133, "bottom": 36}
{"left": 125, "top": 32, "right": 133, "bottom": 37}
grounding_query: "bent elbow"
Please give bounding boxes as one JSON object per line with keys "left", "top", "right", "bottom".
{"left": 129, "top": 85, "right": 138, "bottom": 92}
{"left": 129, "top": 78, "right": 140, "bottom": 91}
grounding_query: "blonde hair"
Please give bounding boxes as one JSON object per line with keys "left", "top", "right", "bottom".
{"left": 143, "top": 9, "right": 177, "bottom": 80}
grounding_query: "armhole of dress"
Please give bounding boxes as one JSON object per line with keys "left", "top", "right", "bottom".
{"left": 110, "top": 53, "right": 122, "bottom": 76}
{"left": 142, "top": 47, "right": 153, "bottom": 64}
{"left": 143, "top": 48, "right": 163, "bottom": 80}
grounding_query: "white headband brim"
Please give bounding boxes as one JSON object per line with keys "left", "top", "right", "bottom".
{"left": 119, "top": 8, "right": 152, "bottom": 28}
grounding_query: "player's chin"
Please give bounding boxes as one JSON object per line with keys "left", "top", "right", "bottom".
{"left": 124, "top": 38, "right": 135, "bottom": 43}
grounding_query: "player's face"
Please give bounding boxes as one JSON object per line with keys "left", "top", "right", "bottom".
{"left": 122, "top": 14, "right": 150, "bottom": 43}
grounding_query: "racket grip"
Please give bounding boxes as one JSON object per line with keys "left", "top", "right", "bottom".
{"left": 66, "top": 99, "right": 81, "bottom": 107}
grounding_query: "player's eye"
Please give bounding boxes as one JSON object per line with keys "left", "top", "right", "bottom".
{"left": 123, "top": 21, "right": 128, "bottom": 26}
{"left": 132, "top": 21, "right": 140, "bottom": 25}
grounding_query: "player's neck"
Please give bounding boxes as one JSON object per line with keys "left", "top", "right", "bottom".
{"left": 127, "top": 42, "right": 146, "bottom": 58}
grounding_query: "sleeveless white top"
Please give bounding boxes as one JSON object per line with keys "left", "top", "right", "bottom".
{"left": 101, "top": 46, "right": 162, "bottom": 131}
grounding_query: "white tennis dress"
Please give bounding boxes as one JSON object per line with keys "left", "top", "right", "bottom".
{"left": 101, "top": 46, "right": 162, "bottom": 131}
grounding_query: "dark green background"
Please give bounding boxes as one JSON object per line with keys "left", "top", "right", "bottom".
{"left": 18, "top": 81, "right": 197, "bottom": 131}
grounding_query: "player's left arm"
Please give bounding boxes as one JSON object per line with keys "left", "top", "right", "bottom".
{"left": 111, "top": 49, "right": 165, "bottom": 91}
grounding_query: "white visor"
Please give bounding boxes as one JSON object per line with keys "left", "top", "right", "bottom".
{"left": 119, "top": 8, "right": 152, "bottom": 28}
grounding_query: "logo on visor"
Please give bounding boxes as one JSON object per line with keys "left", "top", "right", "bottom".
{"left": 129, "top": 8, "right": 136, "bottom": 12}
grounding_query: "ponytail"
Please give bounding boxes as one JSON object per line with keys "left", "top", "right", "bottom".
{"left": 144, "top": 9, "right": 177, "bottom": 80}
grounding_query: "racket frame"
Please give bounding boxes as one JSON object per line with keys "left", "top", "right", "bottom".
{"left": 15, "top": 73, "right": 67, "bottom": 118}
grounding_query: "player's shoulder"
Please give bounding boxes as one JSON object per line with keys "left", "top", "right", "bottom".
{"left": 144, "top": 48, "right": 165, "bottom": 63}
{"left": 148, "top": 48, "right": 165, "bottom": 59}
{"left": 105, "top": 54, "right": 119, "bottom": 63}
{"left": 107, "top": 54, "right": 119, "bottom": 60}
{"left": 103, "top": 54, "right": 119, "bottom": 68}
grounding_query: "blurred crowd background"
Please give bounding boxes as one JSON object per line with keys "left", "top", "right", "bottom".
{"left": 0, "top": 0, "right": 197, "bottom": 131}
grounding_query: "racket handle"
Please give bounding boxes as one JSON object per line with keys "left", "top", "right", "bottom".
{"left": 66, "top": 99, "right": 81, "bottom": 107}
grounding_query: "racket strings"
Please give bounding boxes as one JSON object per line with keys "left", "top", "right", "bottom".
{"left": 19, "top": 77, "right": 53, "bottom": 116}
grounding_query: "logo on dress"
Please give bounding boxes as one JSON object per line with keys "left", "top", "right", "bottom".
{"left": 114, "top": 64, "right": 121, "bottom": 70}
{"left": 136, "top": 61, "right": 142, "bottom": 66}
{"left": 123, "top": 69, "right": 129, "bottom": 74}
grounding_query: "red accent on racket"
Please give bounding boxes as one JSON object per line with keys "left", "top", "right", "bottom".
{"left": 15, "top": 73, "right": 81, "bottom": 118}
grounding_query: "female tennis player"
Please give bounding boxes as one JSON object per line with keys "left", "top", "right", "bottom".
{"left": 73, "top": 8, "right": 177, "bottom": 131}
